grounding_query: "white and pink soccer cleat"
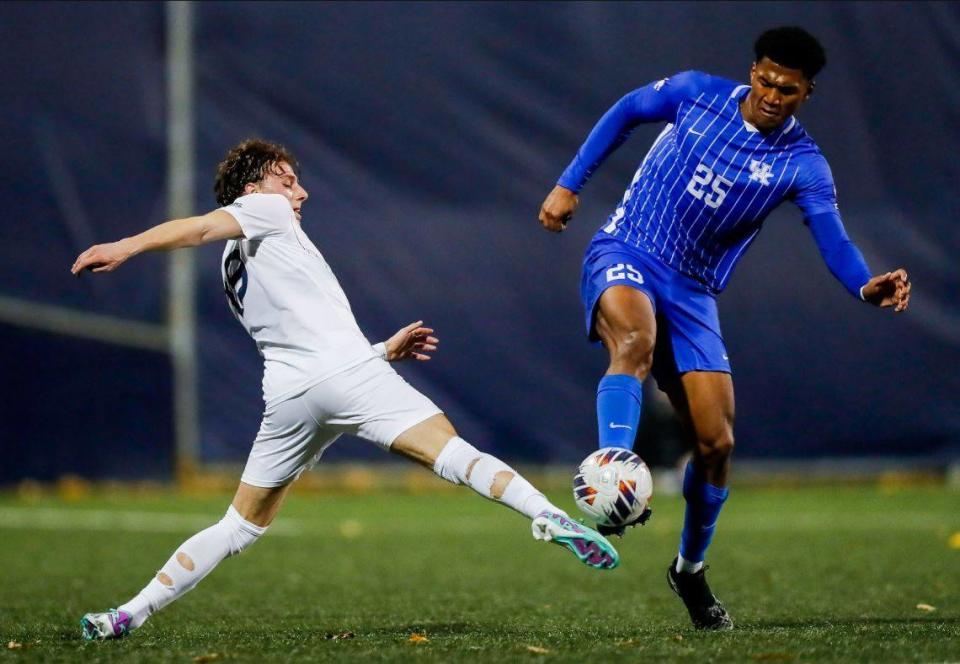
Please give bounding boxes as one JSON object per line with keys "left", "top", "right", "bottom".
{"left": 80, "top": 608, "right": 132, "bottom": 640}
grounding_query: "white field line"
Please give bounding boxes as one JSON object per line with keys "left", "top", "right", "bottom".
{"left": 0, "top": 508, "right": 301, "bottom": 537}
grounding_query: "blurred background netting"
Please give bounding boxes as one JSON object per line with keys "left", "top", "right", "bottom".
{"left": 1, "top": 1, "right": 957, "bottom": 483}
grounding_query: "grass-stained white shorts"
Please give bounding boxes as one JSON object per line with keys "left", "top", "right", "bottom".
{"left": 240, "top": 357, "right": 442, "bottom": 488}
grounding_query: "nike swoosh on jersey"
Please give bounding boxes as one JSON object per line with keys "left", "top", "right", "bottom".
{"left": 608, "top": 423, "right": 633, "bottom": 430}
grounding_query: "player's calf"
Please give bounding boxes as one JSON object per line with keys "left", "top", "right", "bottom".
{"left": 695, "top": 430, "right": 734, "bottom": 485}
{"left": 80, "top": 505, "right": 268, "bottom": 638}
{"left": 433, "top": 437, "right": 553, "bottom": 518}
{"left": 432, "top": 437, "right": 620, "bottom": 570}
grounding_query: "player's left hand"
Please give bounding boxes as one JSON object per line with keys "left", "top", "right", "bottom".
{"left": 861, "top": 268, "right": 911, "bottom": 312}
{"left": 385, "top": 320, "right": 439, "bottom": 362}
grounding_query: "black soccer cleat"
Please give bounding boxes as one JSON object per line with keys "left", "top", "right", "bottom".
{"left": 596, "top": 507, "right": 653, "bottom": 537}
{"left": 666, "top": 558, "right": 734, "bottom": 631}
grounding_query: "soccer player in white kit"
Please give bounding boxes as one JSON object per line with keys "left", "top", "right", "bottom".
{"left": 72, "top": 140, "right": 619, "bottom": 640}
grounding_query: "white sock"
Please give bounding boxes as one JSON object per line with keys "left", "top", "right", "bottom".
{"left": 433, "top": 436, "right": 558, "bottom": 519}
{"left": 119, "top": 505, "right": 266, "bottom": 629}
{"left": 676, "top": 553, "right": 704, "bottom": 574}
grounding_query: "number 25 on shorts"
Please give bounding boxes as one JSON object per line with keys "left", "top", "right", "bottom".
{"left": 606, "top": 263, "right": 644, "bottom": 284}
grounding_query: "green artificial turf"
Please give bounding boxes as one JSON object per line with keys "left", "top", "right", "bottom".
{"left": 1, "top": 485, "right": 957, "bottom": 662}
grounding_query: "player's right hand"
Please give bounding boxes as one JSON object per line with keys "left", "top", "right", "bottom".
{"left": 71, "top": 240, "right": 133, "bottom": 275}
{"left": 539, "top": 185, "right": 579, "bottom": 233}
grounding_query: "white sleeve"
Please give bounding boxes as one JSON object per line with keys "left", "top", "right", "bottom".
{"left": 219, "top": 193, "right": 294, "bottom": 241}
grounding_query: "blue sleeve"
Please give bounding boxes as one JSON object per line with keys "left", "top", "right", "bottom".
{"left": 792, "top": 154, "right": 871, "bottom": 298}
{"left": 805, "top": 211, "right": 872, "bottom": 299}
{"left": 557, "top": 71, "right": 708, "bottom": 193}
{"left": 792, "top": 153, "right": 840, "bottom": 218}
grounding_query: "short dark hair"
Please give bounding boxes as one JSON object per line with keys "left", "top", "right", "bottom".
{"left": 754, "top": 27, "right": 826, "bottom": 80}
{"left": 214, "top": 139, "right": 300, "bottom": 206}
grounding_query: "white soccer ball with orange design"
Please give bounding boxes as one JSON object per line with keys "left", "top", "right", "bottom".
{"left": 573, "top": 447, "right": 653, "bottom": 528}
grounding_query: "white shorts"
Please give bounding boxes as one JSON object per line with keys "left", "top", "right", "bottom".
{"left": 240, "top": 358, "right": 442, "bottom": 488}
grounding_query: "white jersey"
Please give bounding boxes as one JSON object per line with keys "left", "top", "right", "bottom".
{"left": 220, "top": 193, "right": 377, "bottom": 407}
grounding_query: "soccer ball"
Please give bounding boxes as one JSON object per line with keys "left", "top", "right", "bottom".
{"left": 573, "top": 447, "right": 653, "bottom": 528}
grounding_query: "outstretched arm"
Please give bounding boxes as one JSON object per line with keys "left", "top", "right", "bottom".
{"left": 374, "top": 320, "right": 439, "bottom": 362}
{"left": 805, "top": 211, "right": 911, "bottom": 312}
{"left": 71, "top": 210, "right": 243, "bottom": 275}
{"left": 794, "top": 155, "right": 911, "bottom": 312}
{"left": 540, "top": 72, "right": 702, "bottom": 232}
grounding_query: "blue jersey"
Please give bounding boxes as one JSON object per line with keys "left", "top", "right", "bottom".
{"left": 559, "top": 71, "right": 868, "bottom": 294}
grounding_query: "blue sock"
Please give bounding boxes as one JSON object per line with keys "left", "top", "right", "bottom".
{"left": 679, "top": 462, "right": 729, "bottom": 564}
{"left": 596, "top": 374, "right": 643, "bottom": 450}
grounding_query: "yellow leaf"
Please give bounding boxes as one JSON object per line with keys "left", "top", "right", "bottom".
{"left": 916, "top": 603, "right": 936, "bottom": 612}
{"left": 408, "top": 633, "right": 429, "bottom": 644}
{"left": 338, "top": 520, "right": 363, "bottom": 539}
{"left": 525, "top": 645, "right": 550, "bottom": 654}
{"left": 7, "top": 642, "right": 23, "bottom": 650}
{"left": 948, "top": 532, "right": 960, "bottom": 549}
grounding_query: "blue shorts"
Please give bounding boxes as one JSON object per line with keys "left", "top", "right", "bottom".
{"left": 580, "top": 232, "right": 731, "bottom": 388}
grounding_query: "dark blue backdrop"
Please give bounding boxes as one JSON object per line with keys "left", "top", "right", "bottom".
{"left": 2, "top": 2, "right": 958, "bottom": 481}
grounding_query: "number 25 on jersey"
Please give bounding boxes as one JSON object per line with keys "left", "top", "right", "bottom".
{"left": 686, "top": 164, "right": 732, "bottom": 209}
{"left": 606, "top": 263, "right": 644, "bottom": 284}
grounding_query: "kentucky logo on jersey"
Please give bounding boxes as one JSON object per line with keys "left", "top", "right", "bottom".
{"left": 748, "top": 160, "right": 774, "bottom": 186}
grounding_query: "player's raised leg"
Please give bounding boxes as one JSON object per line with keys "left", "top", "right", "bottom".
{"left": 663, "top": 371, "right": 734, "bottom": 630}
{"left": 80, "top": 481, "right": 287, "bottom": 640}
{"left": 594, "top": 285, "right": 657, "bottom": 450}
{"left": 391, "top": 414, "right": 619, "bottom": 570}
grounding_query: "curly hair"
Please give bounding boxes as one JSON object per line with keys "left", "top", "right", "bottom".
{"left": 754, "top": 27, "right": 826, "bottom": 80}
{"left": 213, "top": 139, "right": 300, "bottom": 206}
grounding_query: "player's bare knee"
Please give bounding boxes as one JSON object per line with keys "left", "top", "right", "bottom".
{"left": 490, "top": 470, "right": 514, "bottom": 500}
{"left": 176, "top": 552, "right": 195, "bottom": 571}
{"left": 157, "top": 572, "right": 173, "bottom": 587}
{"left": 698, "top": 432, "right": 735, "bottom": 465}
{"left": 610, "top": 329, "right": 655, "bottom": 376}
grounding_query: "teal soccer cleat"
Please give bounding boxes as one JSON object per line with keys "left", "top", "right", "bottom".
{"left": 532, "top": 510, "right": 620, "bottom": 570}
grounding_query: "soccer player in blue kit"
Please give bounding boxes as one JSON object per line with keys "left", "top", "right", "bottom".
{"left": 538, "top": 27, "right": 911, "bottom": 630}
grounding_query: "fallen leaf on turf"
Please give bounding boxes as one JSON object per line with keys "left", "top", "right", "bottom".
{"left": 525, "top": 645, "right": 550, "bottom": 654}
{"left": 672, "top": 635, "right": 683, "bottom": 642}
{"left": 948, "top": 532, "right": 960, "bottom": 549}
{"left": 7, "top": 642, "right": 22, "bottom": 650}
{"left": 325, "top": 631, "right": 355, "bottom": 641}
{"left": 408, "top": 633, "right": 429, "bottom": 644}
{"left": 338, "top": 519, "right": 363, "bottom": 538}
{"left": 193, "top": 654, "right": 221, "bottom": 663}
{"left": 916, "top": 603, "right": 936, "bottom": 612}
